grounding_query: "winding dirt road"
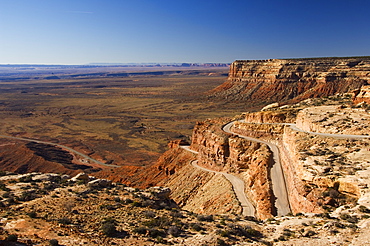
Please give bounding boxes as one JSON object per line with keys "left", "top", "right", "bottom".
{"left": 287, "top": 123, "right": 370, "bottom": 140}
{"left": 0, "top": 134, "right": 119, "bottom": 168}
{"left": 240, "top": 121, "right": 370, "bottom": 140}
{"left": 180, "top": 145, "right": 256, "bottom": 217}
{"left": 223, "top": 122, "right": 291, "bottom": 216}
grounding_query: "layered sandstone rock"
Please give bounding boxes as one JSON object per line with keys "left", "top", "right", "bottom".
{"left": 210, "top": 58, "right": 370, "bottom": 105}
{"left": 244, "top": 111, "right": 288, "bottom": 123}
{"left": 189, "top": 119, "right": 276, "bottom": 219}
{"left": 296, "top": 105, "right": 370, "bottom": 135}
{"left": 353, "top": 85, "right": 370, "bottom": 104}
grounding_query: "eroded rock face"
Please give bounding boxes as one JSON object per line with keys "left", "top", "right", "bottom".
{"left": 190, "top": 119, "right": 276, "bottom": 219}
{"left": 191, "top": 120, "right": 230, "bottom": 171}
{"left": 353, "top": 85, "right": 370, "bottom": 104}
{"left": 244, "top": 111, "right": 292, "bottom": 124}
{"left": 210, "top": 58, "right": 370, "bottom": 104}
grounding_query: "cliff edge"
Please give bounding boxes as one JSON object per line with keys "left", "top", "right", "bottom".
{"left": 209, "top": 57, "right": 370, "bottom": 106}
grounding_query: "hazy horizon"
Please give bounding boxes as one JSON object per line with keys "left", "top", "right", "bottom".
{"left": 1, "top": 0, "right": 370, "bottom": 65}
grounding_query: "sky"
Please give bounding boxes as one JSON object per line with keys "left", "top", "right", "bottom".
{"left": 1, "top": 0, "right": 370, "bottom": 64}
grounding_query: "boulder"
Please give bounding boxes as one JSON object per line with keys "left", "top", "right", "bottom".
{"left": 70, "top": 173, "right": 89, "bottom": 183}
{"left": 88, "top": 179, "right": 112, "bottom": 188}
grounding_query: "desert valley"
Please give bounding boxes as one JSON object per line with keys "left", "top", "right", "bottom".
{"left": 0, "top": 57, "right": 370, "bottom": 245}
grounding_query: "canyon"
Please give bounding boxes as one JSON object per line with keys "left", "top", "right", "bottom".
{"left": 152, "top": 57, "right": 370, "bottom": 221}
{"left": 158, "top": 95, "right": 369, "bottom": 218}
{"left": 1, "top": 58, "right": 370, "bottom": 245}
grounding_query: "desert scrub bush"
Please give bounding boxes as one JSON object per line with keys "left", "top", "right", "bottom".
{"left": 27, "top": 210, "right": 37, "bottom": 218}
{"left": 216, "top": 229, "right": 230, "bottom": 237}
{"left": 123, "top": 198, "right": 133, "bottom": 204}
{"left": 132, "top": 226, "right": 148, "bottom": 235}
{"left": 19, "top": 175, "right": 33, "bottom": 183}
{"left": 49, "top": 239, "right": 59, "bottom": 246}
{"left": 340, "top": 213, "right": 359, "bottom": 224}
{"left": 148, "top": 228, "right": 166, "bottom": 238}
{"left": 99, "top": 204, "right": 116, "bottom": 210}
{"left": 2, "top": 191, "right": 11, "bottom": 198}
{"left": 131, "top": 201, "right": 142, "bottom": 207}
{"left": 359, "top": 205, "right": 370, "bottom": 213}
{"left": 143, "top": 210, "right": 156, "bottom": 218}
{"left": 101, "top": 217, "right": 119, "bottom": 237}
{"left": 170, "top": 210, "right": 183, "bottom": 218}
{"left": 6, "top": 234, "right": 18, "bottom": 242}
{"left": 303, "top": 230, "right": 316, "bottom": 237}
{"left": 143, "top": 216, "right": 171, "bottom": 228}
{"left": 190, "top": 222, "right": 204, "bottom": 231}
{"left": 244, "top": 215, "right": 259, "bottom": 222}
{"left": 142, "top": 199, "right": 155, "bottom": 207}
{"left": 0, "top": 181, "right": 10, "bottom": 191}
{"left": 58, "top": 217, "right": 72, "bottom": 225}
{"left": 167, "top": 225, "right": 180, "bottom": 237}
{"left": 216, "top": 238, "right": 229, "bottom": 246}
{"left": 101, "top": 221, "right": 117, "bottom": 237}
{"left": 282, "top": 228, "right": 295, "bottom": 238}
{"left": 197, "top": 214, "right": 213, "bottom": 222}
{"left": 18, "top": 190, "right": 37, "bottom": 201}
{"left": 227, "top": 224, "right": 263, "bottom": 239}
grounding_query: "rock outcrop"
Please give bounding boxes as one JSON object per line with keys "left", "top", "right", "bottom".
{"left": 210, "top": 57, "right": 370, "bottom": 105}
{"left": 165, "top": 118, "right": 277, "bottom": 219}
{"left": 353, "top": 85, "right": 370, "bottom": 104}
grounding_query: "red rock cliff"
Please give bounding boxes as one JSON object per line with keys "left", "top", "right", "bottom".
{"left": 210, "top": 58, "right": 370, "bottom": 105}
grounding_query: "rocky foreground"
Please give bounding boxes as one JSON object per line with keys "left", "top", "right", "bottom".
{"left": 1, "top": 171, "right": 370, "bottom": 246}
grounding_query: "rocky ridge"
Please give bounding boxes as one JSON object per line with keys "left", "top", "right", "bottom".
{"left": 209, "top": 57, "right": 370, "bottom": 105}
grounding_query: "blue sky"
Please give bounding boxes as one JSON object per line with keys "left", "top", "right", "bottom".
{"left": 1, "top": 0, "right": 369, "bottom": 64}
